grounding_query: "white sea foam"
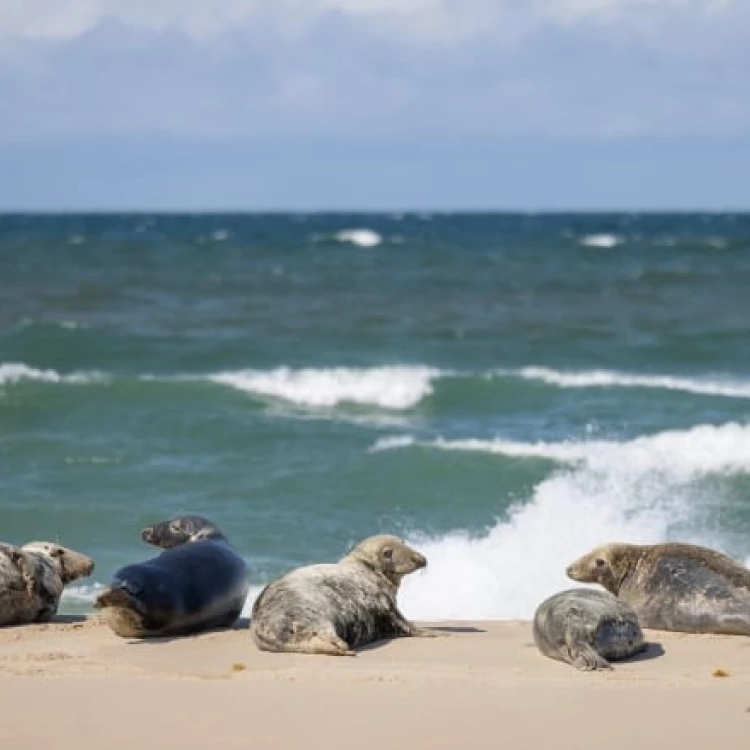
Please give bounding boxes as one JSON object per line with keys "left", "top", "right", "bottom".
{"left": 580, "top": 233, "right": 622, "bottom": 248}
{"left": 505, "top": 366, "right": 750, "bottom": 400}
{"left": 334, "top": 229, "right": 382, "bottom": 247}
{"left": 389, "top": 422, "right": 750, "bottom": 620}
{"left": 208, "top": 366, "right": 441, "bottom": 409}
{"left": 0, "top": 362, "right": 105, "bottom": 385}
{"left": 370, "top": 435, "right": 417, "bottom": 452}
{"left": 61, "top": 582, "right": 108, "bottom": 605}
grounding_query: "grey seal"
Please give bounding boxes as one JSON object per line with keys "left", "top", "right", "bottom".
{"left": 567, "top": 542, "right": 750, "bottom": 635}
{"left": 251, "top": 534, "right": 431, "bottom": 655}
{"left": 533, "top": 588, "right": 646, "bottom": 670}
{"left": 0, "top": 541, "right": 94, "bottom": 626}
{"left": 95, "top": 515, "right": 249, "bottom": 638}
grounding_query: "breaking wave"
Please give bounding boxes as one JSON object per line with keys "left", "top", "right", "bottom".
{"left": 507, "top": 366, "right": 750, "bottom": 400}
{"left": 207, "top": 366, "right": 442, "bottom": 409}
{"left": 389, "top": 422, "right": 750, "bottom": 620}
{"left": 0, "top": 362, "right": 105, "bottom": 385}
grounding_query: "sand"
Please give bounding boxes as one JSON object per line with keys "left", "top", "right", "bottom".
{"left": 0, "top": 617, "right": 748, "bottom": 748}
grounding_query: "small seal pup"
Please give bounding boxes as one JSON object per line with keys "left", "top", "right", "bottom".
{"left": 533, "top": 588, "right": 646, "bottom": 670}
{"left": 95, "top": 515, "right": 249, "bottom": 638}
{"left": 0, "top": 541, "right": 94, "bottom": 626}
{"left": 567, "top": 542, "right": 750, "bottom": 635}
{"left": 251, "top": 534, "right": 431, "bottom": 655}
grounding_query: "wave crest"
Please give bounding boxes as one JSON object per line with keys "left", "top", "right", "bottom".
{"left": 0, "top": 362, "right": 105, "bottom": 385}
{"left": 506, "top": 366, "right": 750, "bottom": 400}
{"left": 208, "top": 366, "right": 441, "bottom": 409}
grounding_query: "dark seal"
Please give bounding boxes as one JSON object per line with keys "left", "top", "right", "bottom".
{"left": 95, "top": 515, "right": 249, "bottom": 638}
{"left": 567, "top": 542, "right": 750, "bottom": 635}
{"left": 251, "top": 534, "right": 432, "bottom": 656}
{"left": 533, "top": 588, "right": 646, "bottom": 670}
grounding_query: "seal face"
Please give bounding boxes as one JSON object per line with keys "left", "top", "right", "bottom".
{"left": 95, "top": 515, "right": 249, "bottom": 638}
{"left": 0, "top": 541, "right": 94, "bottom": 627}
{"left": 567, "top": 542, "right": 750, "bottom": 635}
{"left": 250, "top": 534, "right": 430, "bottom": 656}
{"left": 533, "top": 588, "right": 646, "bottom": 670}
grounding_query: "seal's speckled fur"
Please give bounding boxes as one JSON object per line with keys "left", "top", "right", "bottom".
{"left": 251, "top": 535, "right": 430, "bottom": 656}
{"left": 533, "top": 588, "right": 645, "bottom": 670}
{"left": 567, "top": 542, "right": 750, "bottom": 635}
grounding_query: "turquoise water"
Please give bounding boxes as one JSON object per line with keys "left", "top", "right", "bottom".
{"left": 1, "top": 212, "right": 749, "bottom": 619}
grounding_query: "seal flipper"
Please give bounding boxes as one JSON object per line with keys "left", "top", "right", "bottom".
{"left": 94, "top": 583, "right": 146, "bottom": 615}
{"left": 569, "top": 643, "right": 613, "bottom": 671}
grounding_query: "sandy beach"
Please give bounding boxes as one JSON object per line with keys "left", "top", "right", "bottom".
{"left": 0, "top": 617, "right": 748, "bottom": 748}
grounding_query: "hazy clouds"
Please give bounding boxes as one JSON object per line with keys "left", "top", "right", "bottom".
{"left": 1, "top": 0, "right": 748, "bottom": 140}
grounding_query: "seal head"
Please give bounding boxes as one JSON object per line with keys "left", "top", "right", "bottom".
{"left": 343, "top": 534, "right": 427, "bottom": 587}
{"left": 141, "top": 515, "right": 224, "bottom": 548}
{"left": 22, "top": 542, "right": 95, "bottom": 584}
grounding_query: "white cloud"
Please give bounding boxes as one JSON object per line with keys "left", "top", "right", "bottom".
{"left": 1, "top": 0, "right": 744, "bottom": 42}
{"left": 0, "top": 0, "right": 748, "bottom": 141}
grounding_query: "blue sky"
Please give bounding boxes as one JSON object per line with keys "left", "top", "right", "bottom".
{"left": 1, "top": 1, "right": 748, "bottom": 210}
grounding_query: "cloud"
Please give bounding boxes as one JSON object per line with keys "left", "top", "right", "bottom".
{"left": 0, "top": 0, "right": 748, "bottom": 142}
{"left": 1, "top": 0, "right": 745, "bottom": 42}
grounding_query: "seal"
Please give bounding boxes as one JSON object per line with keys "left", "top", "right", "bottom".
{"left": 533, "top": 588, "right": 646, "bottom": 670}
{"left": 250, "top": 534, "right": 431, "bottom": 656}
{"left": 94, "top": 515, "right": 249, "bottom": 638}
{"left": 566, "top": 542, "right": 750, "bottom": 635}
{"left": 0, "top": 541, "right": 94, "bottom": 627}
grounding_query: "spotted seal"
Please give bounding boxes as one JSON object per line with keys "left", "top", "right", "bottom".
{"left": 0, "top": 541, "right": 94, "bottom": 626}
{"left": 567, "top": 542, "right": 750, "bottom": 635}
{"left": 250, "top": 534, "right": 431, "bottom": 655}
{"left": 533, "top": 588, "right": 646, "bottom": 670}
{"left": 95, "top": 515, "right": 249, "bottom": 638}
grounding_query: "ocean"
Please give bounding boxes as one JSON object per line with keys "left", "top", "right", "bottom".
{"left": 1, "top": 212, "right": 748, "bottom": 621}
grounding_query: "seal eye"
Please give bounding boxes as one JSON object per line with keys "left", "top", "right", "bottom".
{"left": 595, "top": 558, "right": 606, "bottom": 568}
{"left": 382, "top": 548, "right": 394, "bottom": 560}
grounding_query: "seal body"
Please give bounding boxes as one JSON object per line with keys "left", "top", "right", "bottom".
{"left": 0, "top": 541, "right": 94, "bottom": 627}
{"left": 251, "top": 535, "right": 430, "bottom": 656}
{"left": 95, "top": 516, "right": 249, "bottom": 638}
{"left": 567, "top": 542, "right": 750, "bottom": 635}
{"left": 533, "top": 588, "right": 646, "bottom": 670}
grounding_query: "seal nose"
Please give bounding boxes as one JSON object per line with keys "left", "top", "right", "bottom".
{"left": 141, "top": 526, "right": 154, "bottom": 543}
{"left": 412, "top": 553, "right": 427, "bottom": 570}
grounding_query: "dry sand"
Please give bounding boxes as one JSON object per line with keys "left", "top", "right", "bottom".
{"left": 0, "top": 616, "right": 748, "bottom": 748}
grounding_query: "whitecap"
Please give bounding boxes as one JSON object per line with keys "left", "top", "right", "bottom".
{"left": 334, "top": 229, "right": 382, "bottom": 247}
{"left": 61, "top": 582, "right": 108, "bottom": 605}
{"left": 207, "top": 365, "right": 442, "bottom": 410}
{"left": 0, "top": 362, "right": 105, "bottom": 385}
{"left": 580, "top": 233, "right": 622, "bottom": 248}
{"left": 506, "top": 366, "right": 750, "bottom": 400}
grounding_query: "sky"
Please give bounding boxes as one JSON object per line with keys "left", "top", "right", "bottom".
{"left": 0, "top": 0, "right": 749, "bottom": 210}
